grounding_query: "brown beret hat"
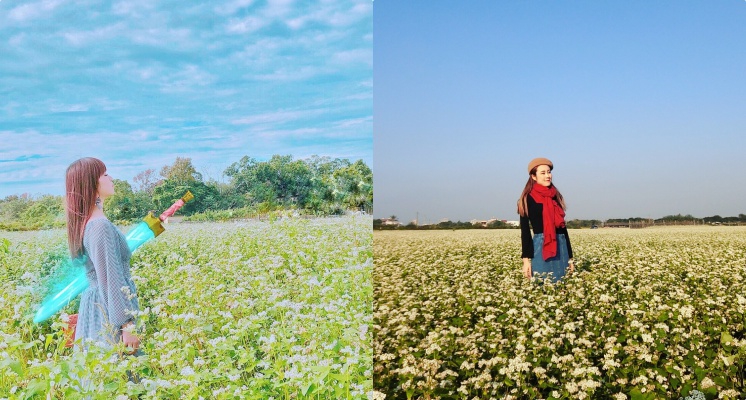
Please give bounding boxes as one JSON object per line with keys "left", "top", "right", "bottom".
{"left": 528, "top": 157, "right": 553, "bottom": 174}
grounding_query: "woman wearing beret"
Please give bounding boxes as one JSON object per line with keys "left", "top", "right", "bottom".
{"left": 517, "top": 157, "right": 574, "bottom": 282}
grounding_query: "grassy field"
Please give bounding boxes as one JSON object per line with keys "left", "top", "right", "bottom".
{"left": 0, "top": 215, "right": 372, "bottom": 399}
{"left": 373, "top": 227, "right": 746, "bottom": 400}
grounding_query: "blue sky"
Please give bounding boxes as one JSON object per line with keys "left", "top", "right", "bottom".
{"left": 0, "top": 0, "right": 372, "bottom": 197}
{"left": 374, "top": 1, "right": 746, "bottom": 222}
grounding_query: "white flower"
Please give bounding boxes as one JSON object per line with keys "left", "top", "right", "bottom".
{"left": 700, "top": 377, "right": 715, "bottom": 389}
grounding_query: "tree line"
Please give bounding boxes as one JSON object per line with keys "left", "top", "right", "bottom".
{"left": 0, "top": 155, "right": 372, "bottom": 231}
{"left": 375, "top": 213, "right": 746, "bottom": 231}
{"left": 374, "top": 218, "right": 513, "bottom": 230}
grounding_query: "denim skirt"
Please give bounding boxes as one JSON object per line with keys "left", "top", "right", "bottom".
{"left": 532, "top": 233, "right": 569, "bottom": 283}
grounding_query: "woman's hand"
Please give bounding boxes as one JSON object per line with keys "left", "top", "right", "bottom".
{"left": 567, "top": 259, "right": 575, "bottom": 274}
{"left": 522, "top": 258, "right": 532, "bottom": 279}
{"left": 121, "top": 322, "right": 140, "bottom": 353}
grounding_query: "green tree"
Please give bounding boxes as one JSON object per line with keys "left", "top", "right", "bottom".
{"left": 152, "top": 179, "right": 219, "bottom": 216}
{"left": 104, "top": 180, "right": 156, "bottom": 221}
{"left": 225, "top": 155, "right": 313, "bottom": 207}
{"left": 160, "top": 157, "right": 202, "bottom": 184}
{"left": 133, "top": 168, "right": 161, "bottom": 195}
{"left": 1, "top": 194, "right": 34, "bottom": 222}
{"left": 332, "top": 159, "right": 373, "bottom": 212}
{"left": 20, "top": 195, "right": 64, "bottom": 228}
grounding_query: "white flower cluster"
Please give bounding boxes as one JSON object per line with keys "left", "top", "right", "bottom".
{"left": 3, "top": 216, "right": 373, "bottom": 398}
{"left": 375, "top": 226, "right": 746, "bottom": 398}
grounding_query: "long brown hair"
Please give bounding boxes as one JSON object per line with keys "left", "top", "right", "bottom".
{"left": 517, "top": 166, "right": 566, "bottom": 217}
{"left": 65, "top": 158, "right": 106, "bottom": 258}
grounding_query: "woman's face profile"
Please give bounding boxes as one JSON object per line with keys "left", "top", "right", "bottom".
{"left": 532, "top": 165, "right": 552, "bottom": 187}
{"left": 97, "top": 171, "right": 115, "bottom": 199}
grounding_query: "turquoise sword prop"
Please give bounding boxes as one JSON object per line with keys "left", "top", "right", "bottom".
{"left": 33, "top": 191, "right": 194, "bottom": 323}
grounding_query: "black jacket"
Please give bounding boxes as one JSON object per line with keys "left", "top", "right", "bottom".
{"left": 520, "top": 194, "right": 573, "bottom": 259}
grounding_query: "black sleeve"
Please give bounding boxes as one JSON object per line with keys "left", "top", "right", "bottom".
{"left": 562, "top": 227, "right": 574, "bottom": 259}
{"left": 520, "top": 214, "right": 533, "bottom": 259}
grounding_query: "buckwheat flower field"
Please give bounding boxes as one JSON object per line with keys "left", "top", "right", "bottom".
{"left": 373, "top": 227, "right": 746, "bottom": 400}
{"left": 0, "top": 215, "right": 372, "bottom": 399}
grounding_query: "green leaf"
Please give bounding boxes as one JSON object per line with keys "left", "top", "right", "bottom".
{"left": 720, "top": 331, "right": 734, "bottom": 345}
{"left": 681, "top": 382, "right": 693, "bottom": 395}
{"left": 311, "top": 365, "right": 331, "bottom": 380}
{"left": 630, "top": 388, "right": 658, "bottom": 400}
{"left": 301, "top": 383, "right": 315, "bottom": 396}
{"left": 713, "top": 376, "right": 728, "bottom": 387}
{"left": 23, "top": 379, "right": 47, "bottom": 400}
{"left": 4, "top": 359, "right": 24, "bottom": 377}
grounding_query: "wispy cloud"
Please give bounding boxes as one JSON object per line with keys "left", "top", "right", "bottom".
{"left": 227, "top": 16, "right": 268, "bottom": 34}
{"left": 0, "top": 154, "right": 49, "bottom": 163}
{"left": 332, "top": 48, "right": 372, "bottom": 66}
{"left": 213, "top": 0, "right": 256, "bottom": 16}
{"left": 8, "top": 0, "right": 64, "bottom": 22}
{"left": 158, "top": 65, "right": 217, "bottom": 93}
{"left": 0, "top": 0, "right": 372, "bottom": 197}
{"left": 232, "top": 108, "right": 327, "bottom": 126}
{"left": 48, "top": 103, "right": 89, "bottom": 113}
{"left": 63, "top": 23, "right": 125, "bottom": 46}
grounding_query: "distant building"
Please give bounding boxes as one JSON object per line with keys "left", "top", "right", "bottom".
{"left": 380, "top": 218, "right": 400, "bottom": 227}
{"left": 471, "top": 218, "right": 503, "bottom": 227}
{"left": 505, "top": 221, "right": 520, "bottom": 227}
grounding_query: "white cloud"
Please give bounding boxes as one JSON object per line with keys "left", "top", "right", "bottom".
{"left": 8, "top": 33, "right": 26, "bottom": 46}
{"left": 95, "top": 98, "right": 129, "bottom": 111}
{"left": 227, "top": 16, "right": 267, "bottom": 34}
{"left": 8, "top": 0, "right": 64, "bottom": 22}
{"left": 137, "top": 66, "right": 160, "bottom": 80}
{"left": 332, "top": 48, "right": 372, "bottom": 66}
{"left": 334, "top": 116, "right": 371, "bottom": 129}
{"left": 284, "top": 1, "right": 371, "bottom": 29}
{"left": 255, "top": 127, "right": 322, "bottom": 139}
{"left": 254, "top": 65, "right": 326, "bottom": 81}
{"left": 130, "top": 28, "right": 192, "bottom": 47}
{"left": 265, "top": 0, "right": 294, "bottom": 18}
{"left": 0, "top": 0, "right": 372, "bottom": 197}
{"left": 49, "top": 103, "right": 89, "bottom": 113}
{"left": 232, "top": 108, "right": 325, "bottom": 125}
{"left": 159, "top": 65, "right": 217, "bottom": 93}
{"left": 214, "top": 0, "right": 256, "bottom": 16}
{"left": 111, "top": 0, "right": 156, "bottom": 17}
{"left": 63, "top": 23, "right": 126, "bottom": 46}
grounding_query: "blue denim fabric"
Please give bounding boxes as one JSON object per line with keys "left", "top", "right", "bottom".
{"left": 532, "top": 233, "right": 570, "bottom": 283}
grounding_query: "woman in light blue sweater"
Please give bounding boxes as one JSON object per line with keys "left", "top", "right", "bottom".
{"left": 65, "top": 157, "right": 140, "bottom": 353}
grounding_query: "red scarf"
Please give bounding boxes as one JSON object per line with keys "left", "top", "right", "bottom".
{"left": 530, "top": 184, "right": 566, "bottom": 260}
